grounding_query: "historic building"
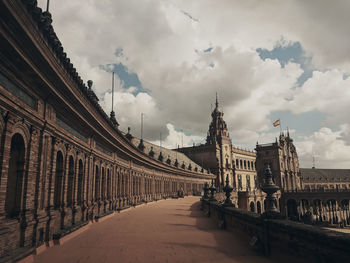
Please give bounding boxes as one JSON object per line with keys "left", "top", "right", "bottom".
{"left": 300, "top": 168, "right": 350, "bottom": 190}
{"left": 177, "top": 96, "right": 265, "bottom": 212}
{"left": 255, "top": 132, "right": 301, "bottom": 191}
{"left": 0, "top": 1, "right": 213, "bottom": 261}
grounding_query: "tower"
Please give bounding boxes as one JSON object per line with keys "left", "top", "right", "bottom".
{"left": 255, "top": 133, "right": 301, "bottom": 191}
{"left": 206, "top": 94, "right": 234, "bottom": 187}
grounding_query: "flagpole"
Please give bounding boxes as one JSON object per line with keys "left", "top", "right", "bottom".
{"left": 279, "top": 119, "right": 282, "bottom": 134}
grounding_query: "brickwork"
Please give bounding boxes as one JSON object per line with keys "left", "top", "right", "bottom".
{"left": 0, "top": 1, "right": 214, "bottom": 261}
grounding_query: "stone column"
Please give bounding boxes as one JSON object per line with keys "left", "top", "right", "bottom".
{"left": 261, "top": 165, "right": 281, "bottom": 219}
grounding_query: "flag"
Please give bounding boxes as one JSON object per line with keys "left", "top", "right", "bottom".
{"left": 273, "top": 119, "right": 280, "bottom": 127}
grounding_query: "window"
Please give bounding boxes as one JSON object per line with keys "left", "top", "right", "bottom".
{"left": 5, "top": 134, "right": 26, "bottom": 217}
{"left": 238, "top": 175, "right": 242, "bottom": 189}
{"left": 67, "top": 156, "right": 75, "bottom": 206}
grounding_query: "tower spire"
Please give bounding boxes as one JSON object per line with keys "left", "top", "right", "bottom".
{"left": 215, "top": 92, "right": 218, "bottom": 108}
{"left": 110, "top": 72, "right": 118, "bottom": 127}
{"left": 46, "top": 0, "right": 50, "bottom": 12}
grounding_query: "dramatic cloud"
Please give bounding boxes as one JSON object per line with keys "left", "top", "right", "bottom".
{"left": 296, "top": 126, "right": 350, "bottom": 169}
{"left": 37, "top": 0, "right": 350, "bottom": 168}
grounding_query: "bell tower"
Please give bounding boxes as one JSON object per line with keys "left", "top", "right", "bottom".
{"left": 206, "top": 94, "right": 233, "bottom": 187}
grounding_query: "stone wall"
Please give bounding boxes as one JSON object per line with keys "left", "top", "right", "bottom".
{"left": 202, "top": 199, "right": 350, "bottom": 262}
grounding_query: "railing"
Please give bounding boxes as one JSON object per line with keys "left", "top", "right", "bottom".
{"left": 201, "top": 199, "right": 350, "bottom": 262}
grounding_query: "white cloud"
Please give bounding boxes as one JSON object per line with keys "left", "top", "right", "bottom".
{"left": 151, "top": 124, "right": 204, "bottom": 149}
{"left": 36, "top": 0, "right": 350, "bottom": 168}
{"left": 295, "top": 126, "right": 350, "bottom": 169}
{"left": 290, "top": 70, "right": 350, "bottom": 128}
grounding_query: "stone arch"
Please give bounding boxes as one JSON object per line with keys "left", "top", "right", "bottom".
{"left": 94, "top": 164, "right": 100, "bottom": 201}
{"left": 107, "top": 168, "right": 111, "bottom": 199}
{"left": 66, "top": 155, "right": 75, "bottom": 206}
{"left": 341, "top": 199, "right": 349, "bottom": 208}
{"left": 250, "top": 201, "right": 255, "bottom": 212}
{"left": 10, "top": 121, "right": 30, "bottom": 148}
{"left": 5, "top": 133, "right": 26, "bottom": 218}
{"left": 77, "top": 159, "right": 84, "bottom": 204}
{"left": 101, "top": 166, "right": 106, "bottom": 200}
{"left": 54, "top": 150, "right": 64, "bottom": 209}
{"left": 287, "top": 199, "right": 298, "bottom": 220}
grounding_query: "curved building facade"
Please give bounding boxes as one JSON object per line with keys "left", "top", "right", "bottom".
{"left": 0, "top": 0, "right": 214, "bottom": 260}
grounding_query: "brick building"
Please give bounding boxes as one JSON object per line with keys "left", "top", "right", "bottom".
{"left": 0, "top": 1, "right": 213, "bottom": 261}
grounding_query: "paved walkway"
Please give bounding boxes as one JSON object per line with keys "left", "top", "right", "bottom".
{"left": 34, "top": 197, "right": 290, "bottom": 263}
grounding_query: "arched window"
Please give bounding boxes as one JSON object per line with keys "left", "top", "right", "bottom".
{"left": 117, "top": 172, "right": 120, "bottom": 197}
{"left": 238, "top": 174, "right": 242, "bottom": 189}
{"left": 5, "top": 133, "right": 25, "bottom": 218}
{"left": 54, "top": 151, "right": 64, "bottom": 209}
{"left": 101, "top": 167, "right": 105, "bottom": 200}
{"left": 77, "top": 160, "right": 84, "bottom": 204}
{"left": 257, "top": 201, "right": 262, "bottom": 214}
{"left": 250, "top": 202, "right": 255, "bottom": 212}
{"left": 95, "top": 165, "right": 100, "bottom": 200}
{"left": 67, "top": 156, "right": 74, "bottom": 206}
{"left": 107, "top": 169, "right": 111, "bottom": 199}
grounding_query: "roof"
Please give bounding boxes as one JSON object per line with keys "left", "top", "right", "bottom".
{"left": 300, "top": 168, "right": 350, "bottom": 182}
{"left": 127, "top": 135, "right": 211, "bottom": 175}
{"left": 19, "top": 2, "right": 118, "bottom": 130}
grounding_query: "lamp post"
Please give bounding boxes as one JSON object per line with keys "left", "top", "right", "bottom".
{"left": 209, "top": 179, "right": 217, "bottom": 201}
{"left": 203, "top": 182, "right": 210, "bottom": 200}
{"left": 262, "top": 165, "right": 281, "bottom": 218}
{"left": 223, "top": 175, "right": 233, "bottom": 207}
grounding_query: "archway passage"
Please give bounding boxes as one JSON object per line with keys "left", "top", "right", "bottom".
{"left": 250, "top": 201, "right": 255, "bottom": 212}
{"left": 287, "top": 199, "right": 298, "bottom": 220}
{"left": 257, "top": 201, "right": 262, "bottom": 214}
{"left": 5, "top": 133, "right": 25, "bottom": 218}
{"left": 95, "top": 165, "right": 100, "bottom": 201}
{"left": 77, "top": 160, "right": 84, "bottom": 204}
{"left": 54, "top": 151, "right": 64, "bottom": 208}
{"left": 67, "top": 156, "right": 75, "bottom": 206}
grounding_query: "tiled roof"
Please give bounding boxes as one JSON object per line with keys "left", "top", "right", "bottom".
{"left": 129, "top": 136, "right": 210, "bottom": 174}
{"left": 300, "top": 168, "right": 350, "bottom": 182}
{"left": 20, "top": 0, "right": 117, "bottom": 130}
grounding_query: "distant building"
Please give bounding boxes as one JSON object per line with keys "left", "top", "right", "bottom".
{"left": 300, "top": 168, "right": 350, "bottom": 190}
{"left": 177, "top": 96, "right": 264, "bottom": 211}
{"left": 255, "top": 132, "right": 301, "bottom": 191}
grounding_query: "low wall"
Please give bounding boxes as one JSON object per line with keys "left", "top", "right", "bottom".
{"left": 202, "top": 199, "right": 350, "bottom": 262}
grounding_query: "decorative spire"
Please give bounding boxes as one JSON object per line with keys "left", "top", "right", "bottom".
{"left": 109, "top": 72, "right": 118, "bottom": 127}
{"left": 125, "top": 127, "right": 133, "bottom": 140}
{"left": 87, "top": 80, "right": 93, "bottom": 90}
{"left": 215, "top": 92, "right": 219, "bottom": 108}
{"left": 46, "top": 0, "right": 50, "bottom": 12}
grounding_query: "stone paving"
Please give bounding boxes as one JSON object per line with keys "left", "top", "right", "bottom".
{"left": 34, "top": 197, "right": 294, "bottom": 263}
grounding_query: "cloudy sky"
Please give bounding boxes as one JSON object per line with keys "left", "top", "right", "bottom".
{"left": 37, "top": 0, "right": 350, "bottom": 168}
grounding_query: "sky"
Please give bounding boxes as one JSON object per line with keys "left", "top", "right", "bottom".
{"left": 37, "top": 0, "right": 350, "bottom": 169}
